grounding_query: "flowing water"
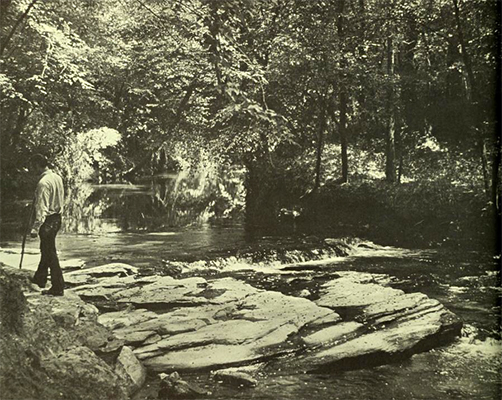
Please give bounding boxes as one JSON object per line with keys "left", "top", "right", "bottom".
{"left": 1, "top": 182, "right": 500, "bottom": 400}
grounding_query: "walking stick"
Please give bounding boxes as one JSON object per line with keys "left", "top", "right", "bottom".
{"left": 19, "top": 202, "right": 34, "bottom": 270}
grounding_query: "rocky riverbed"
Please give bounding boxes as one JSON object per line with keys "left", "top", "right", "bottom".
{"left": 0, "top": 240, "right": 464, "bottom": 399}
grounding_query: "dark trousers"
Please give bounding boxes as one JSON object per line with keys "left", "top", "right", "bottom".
{"left": 33, "top": 214, "right": 64, "bottom": 292}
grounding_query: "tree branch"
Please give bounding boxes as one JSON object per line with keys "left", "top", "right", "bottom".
{"left": 123, "top": 79, "right": 199, "bottom": 178}
{"left": 0, "top": 0, "right": 39, "bottom": 57}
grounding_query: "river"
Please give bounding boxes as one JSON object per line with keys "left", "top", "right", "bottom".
{"left": 0, "top": 182, "right": 500, "bottom": 400}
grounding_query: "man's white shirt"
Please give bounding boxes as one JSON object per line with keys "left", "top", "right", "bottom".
{"left": 33, "top": 169, "right": 64, "bottom": 231}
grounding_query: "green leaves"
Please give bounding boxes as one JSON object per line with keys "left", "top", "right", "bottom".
{"left": 0, "top": 0, "right": 497, "bottom": 206}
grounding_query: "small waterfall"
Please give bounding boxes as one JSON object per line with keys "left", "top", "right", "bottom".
{"left": 162, "top": 238, "right": 437, "bottom": 275}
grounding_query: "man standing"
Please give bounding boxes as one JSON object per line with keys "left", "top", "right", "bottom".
{"left": 30, "top": 154, "right": 65, "bottom": 296}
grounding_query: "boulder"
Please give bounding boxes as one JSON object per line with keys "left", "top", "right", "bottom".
{"left": 29, "top": 291, "right": 83, "bottom": 328}
{"left": 212, "top": 365, "right": 261, "bottom": 387}
{"left": 158, "top": 371, "right": 208, "bottom": 399}
{"left": 75, "top": 320, "right": 125, "bottom": 364}
{"left": 0, "top": 265, "right": 139, "bottom": 400}
{"left": 26, "top": 292, "right": 124, "bottom": 363}
{"left": 40, "top": 346, "right": 129, "bottom": 400}
{"left": 114, "top": 346, "right": 146, "bottom": 395}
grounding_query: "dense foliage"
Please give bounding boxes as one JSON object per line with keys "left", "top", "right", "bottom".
{"left": 0, "top": 0, "right": 499, "bottom": 248}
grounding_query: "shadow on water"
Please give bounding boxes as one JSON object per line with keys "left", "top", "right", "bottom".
{"left": 63, "top": 171, "right": 243, "bottom": 235}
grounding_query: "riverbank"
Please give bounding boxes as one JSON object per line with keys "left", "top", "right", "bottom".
{"left": 0, "top": 265, "right": 146, "bottom": 400}
{"left": 293, "top": 179, "right": 499, "bottom": 252}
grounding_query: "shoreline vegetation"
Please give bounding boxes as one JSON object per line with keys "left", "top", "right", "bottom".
{"left": 1, "top": 172, "right": 498, "bottom": 254}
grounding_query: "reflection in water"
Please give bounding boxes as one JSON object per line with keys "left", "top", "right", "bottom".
{"left": 63, "top": 168, "right": 245, "bottom": 234}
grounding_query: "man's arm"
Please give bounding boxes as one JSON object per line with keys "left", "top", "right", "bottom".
{"left": 30, "top": 182, "right": 50, "bottom": 237}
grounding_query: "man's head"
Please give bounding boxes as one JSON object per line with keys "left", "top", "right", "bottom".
{"left": 30, "top": 153, "right": 49, "bottom": 174}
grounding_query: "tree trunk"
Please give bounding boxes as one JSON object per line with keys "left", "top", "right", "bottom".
{"left": 492, "top": 134, "right": 501, "bottom": 255}
{"left": 494, "top": 3, "right": 502, "bottom": 224}
{"left": 480, "top": 140, "right": 490, "bottom": 194}
{"left": 397, "top": 152, "right": 404, "bottom": 184}
{"left": 397, "top": 12, "right": 418, "bottom": 186}
{"left": 385, "top": 113, "right": 396, "bottom": 182}
{"left": 339, "top": 91, "right": 349, "bottom": 183}
{"left": 385, "top": 37, "right": 397, "bottom": 183}
{"left": 337, "top": 0, "right": 349, "bottom": 183}
{"left": 245, "top": 159, "right": 259, "bottom": 226}
{"left": 452, "top": 0, "right": 476, "bottom": 102}
{"left": 244, "top": 157, "right": 276, "bottom": 229}
{"left": 123, "top": 80, "right": 197, "bottom": 178}
{"left": 452, "top": 0, "right": 491, "bottom": 195}
{"left": 208, "top": 1, "right": 223, "bottom": 93}
{"left": 314, "top": 102, "right": 327, "bottom": 191}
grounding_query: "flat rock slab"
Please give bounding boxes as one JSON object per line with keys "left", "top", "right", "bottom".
{"left": 71, "top": 263, "right": 460, "bottom": 373}
{"left": 70, "top": 275, "right": 158, "bottom": 300}
{"left": 98, "top": 308, "right": 159, "bottom": 330}
{"left": 133, "top": 285, "right": 338, "bottom": 370}
{"left": 113, "top": 276, "right": 209, "bottom": 307}
{"left": 144, "top": 343, "right": 268, "bottom": 371}
{"left": 295, "top": 273, "right": 462, "bottom": 371}
{"left": 65, "top": 263, "right": 139, "bottom": 285}
{"left": 302, "top": 321, "right": 364, "bottom": 346}
{"left": 97, "top": 277, "right": 338, "bottom": 371}
{"left": 316, "top": 276, "right": 403, "bottom": 308}
{"left": 301, "top": 307, "right": 460, "bottom": 372}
